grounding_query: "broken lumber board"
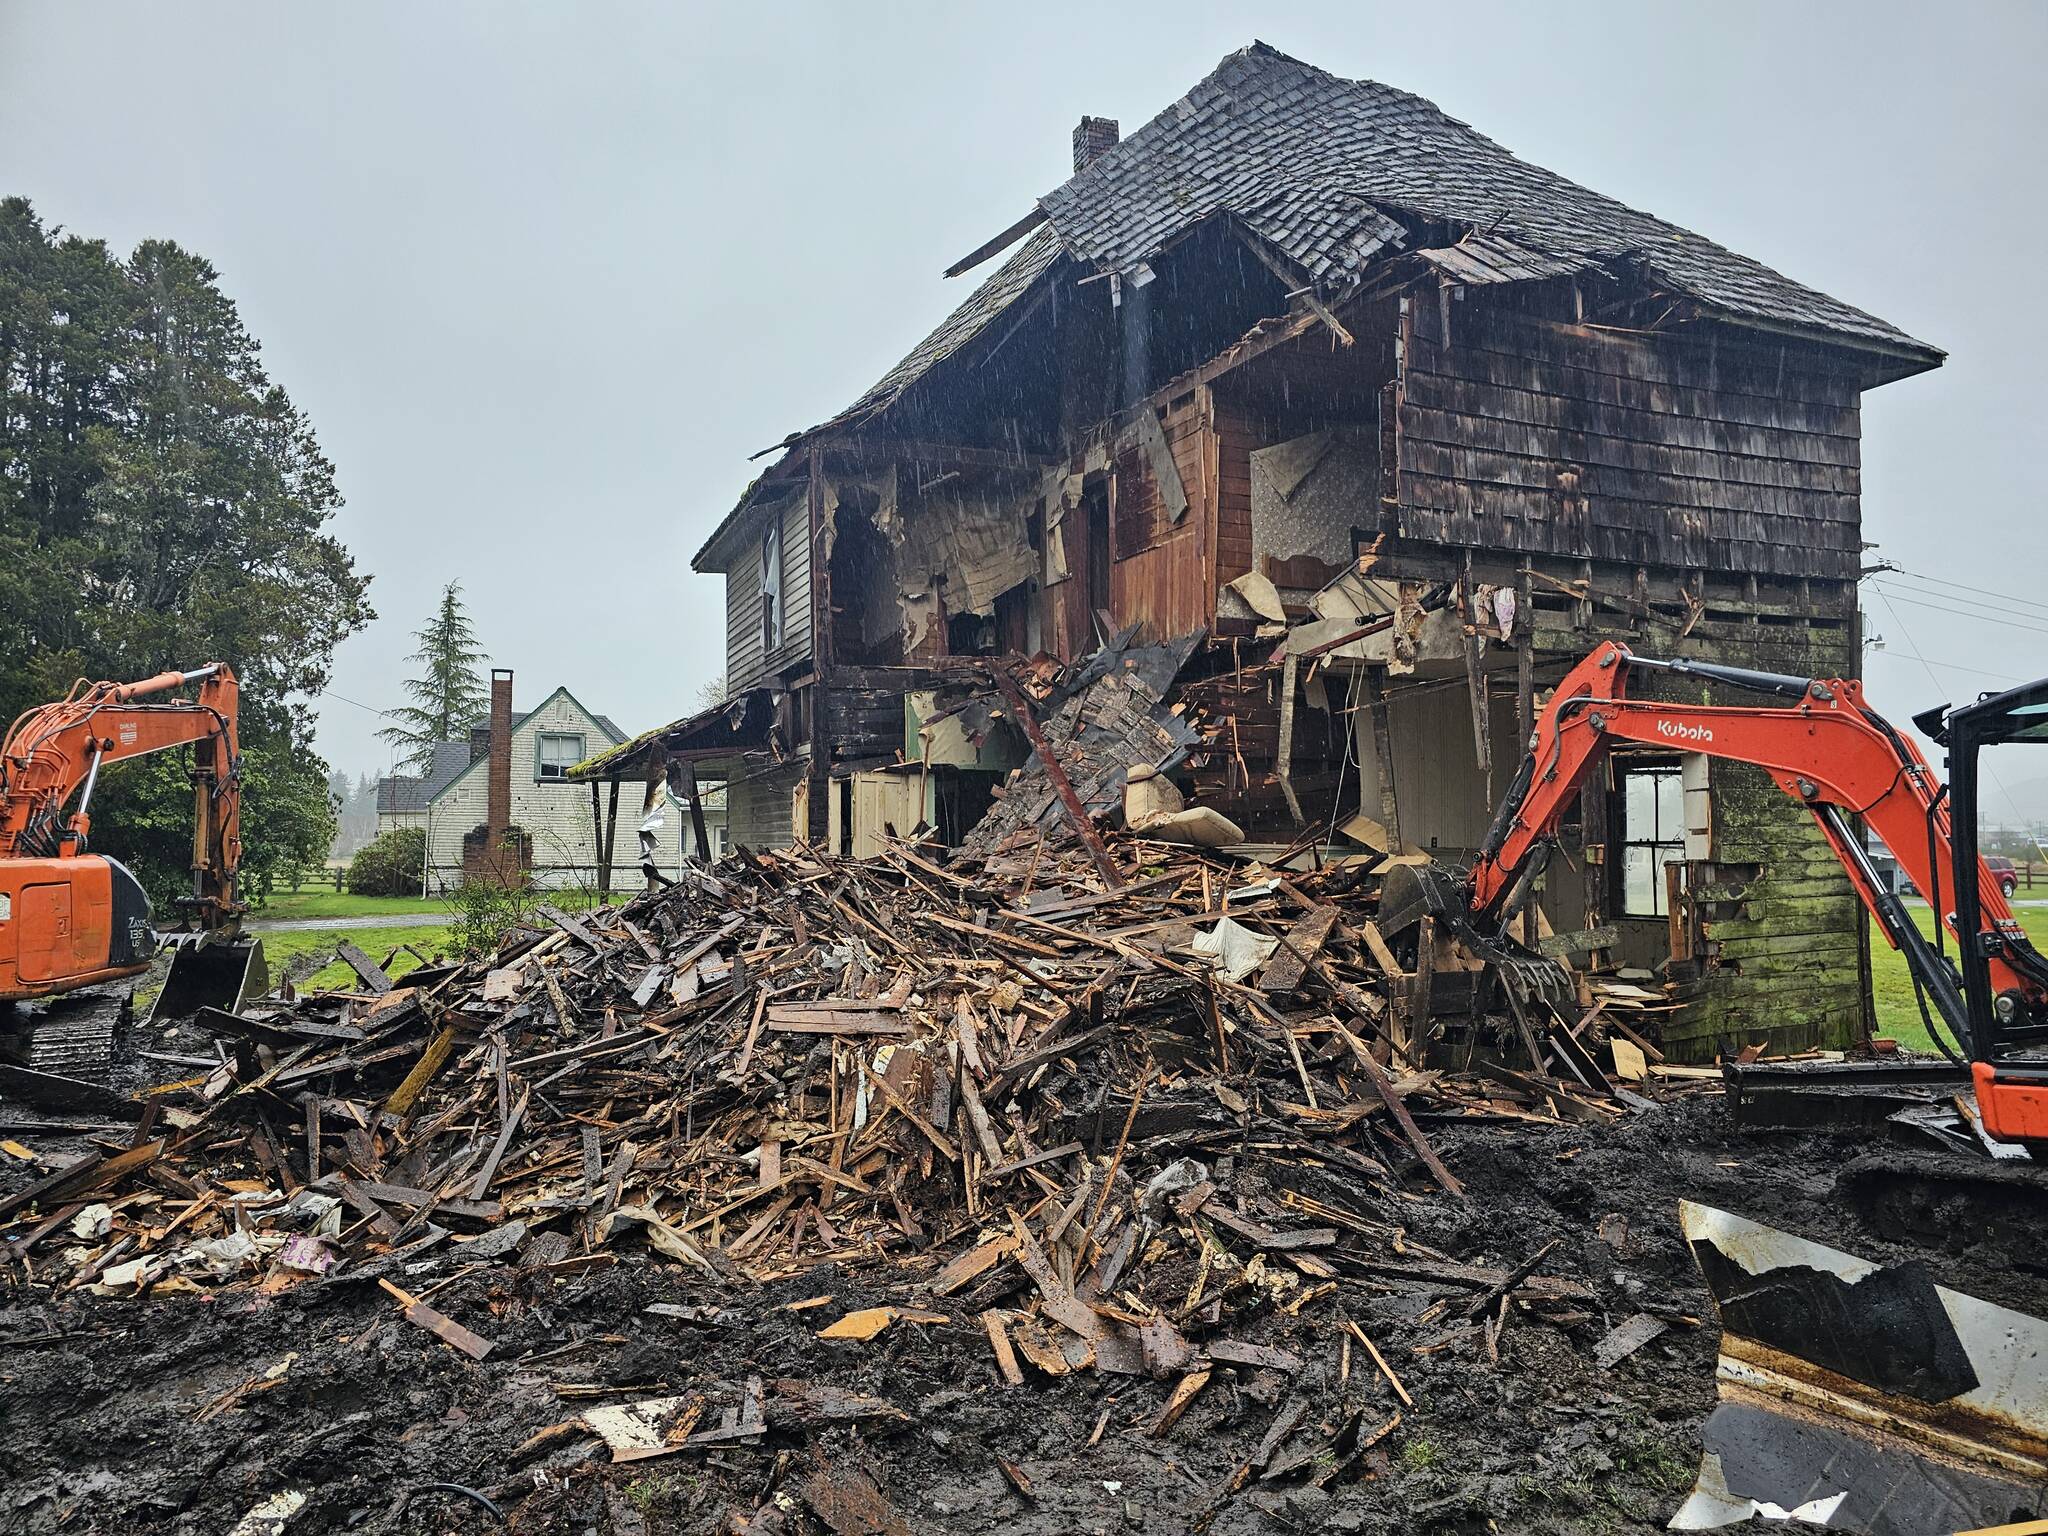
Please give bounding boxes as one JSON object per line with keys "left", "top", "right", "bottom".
{"left": 382, "top": 1025, "right": 458, "bottom": 1117}
{"left": 378, "top": 1278, "right": 494, "bottom": 1359}
{"left": 1593, "top": 1311, "right": 1668, "bottom": 1369}
{"left": 538, "top": 904, "right": 605, "bottom": 951}
{"left": 982, "top": 1310, "right": 1025, "bottom": 1385}
{"left": 1330, "top": 1021, "right": 1464, "bottom": 1199}
{"left": 335, "top": 940, "right": 394, "bottom": 994}
{"left": 0, "top": 1141, "right": 162, "bottom": 1224}
{"left": 990, "top": 666, "right": 1123, "bottom": 890}
{"left": 1256, "top": 905, "right": 1338, "bottom": 992}
{"left": 766, "top": 1008, "right": 910, "bottom": 1036}
{"left": 1150, "top": 1367, "right": 1212, "bottom": 1435}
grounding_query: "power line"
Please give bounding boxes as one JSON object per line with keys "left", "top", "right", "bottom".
{"left": 1869, "top": 583, "right": 2048, "bottom": 639}
{"left": 321, "top": 688, "right": 401, "bottom": 721}
{"left": 1865, "top": 648, "right": 2026, "bottom": 686}
{"left": 1884, "top": 563, "right": 2048, "bottom": 618}
{"left": 1880, "top": 572, "right": 2048, "bottom": 628}
{"left": 1872, "top": 590, "right": 2031, "bottom": 828}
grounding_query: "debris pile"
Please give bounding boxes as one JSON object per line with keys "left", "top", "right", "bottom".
{"left": 0, "top": 833, "right": 1772, "bottom": 1530}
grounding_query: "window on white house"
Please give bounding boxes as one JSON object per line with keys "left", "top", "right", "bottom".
{"left": 536, "top": 732, "right": 585, "bottom": 782}
{"left": 1618, "top": 762, "right": 1685, "bottom": 916}
{"left": 761, "top": 521, "right": 783, "bottom": 653}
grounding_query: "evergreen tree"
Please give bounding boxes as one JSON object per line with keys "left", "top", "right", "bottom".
{"left": 377, "top": 581, "right": 488, "bottom": 772}
{"left": 0, "top": 198, "right": 372, "bottom": 901}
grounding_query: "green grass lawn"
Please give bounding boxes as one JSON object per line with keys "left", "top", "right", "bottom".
{"left": 252, "top": 885, "right": 625, "bottom": 921}
{"left": 258, "top": 922, "right": 457, "bottom": 992}
{"left": 1869, "top": 899, "right": 2048, "bottom": 1054}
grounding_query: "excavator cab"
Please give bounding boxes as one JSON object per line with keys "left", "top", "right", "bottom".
{"left": 1933, "top": 675, "right": 2048, "bottom": 1142}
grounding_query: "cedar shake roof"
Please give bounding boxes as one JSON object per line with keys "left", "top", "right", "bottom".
{"left": 696, "top": 42, "right": 1937, "bottom": 567}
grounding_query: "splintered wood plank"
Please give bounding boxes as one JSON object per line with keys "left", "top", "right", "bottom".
{"left": 930, "top": 1235, "right": 1017, "bottom": 1296}
{"left": 382, "top": 1025, "right": 458, "bottom": 1117}
{"left": 982, "top": 1311, "right": 1025, "bottom": 1386}
{"left": 379, "top": 1278, "right": 493, "bottom": 1360}
{"left": 766, "top": 1009, "right": 911, "bottom": 1036}
{"left": 1357, "top": 920, "right": 1406, "bottom": 979}
{"left": 1331, "top": 1019, "right": 1464, "bottom": 1199}
{"left": 1593, "top": 1311, "right": 1668, "bottom": 1369}
{"left": 1149, "top": 1368, "right": 1212, "bottom": 1436}
{"left": 1257, "top": 905, "right": 1338, "bottom": 993}
{"left": 335, "top": 940, "right": 394, "bottom": 994}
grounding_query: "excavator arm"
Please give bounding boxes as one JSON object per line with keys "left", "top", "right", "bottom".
{"left": 0, "top": 663, "right": 245, "bottom": 930}
{"left": 1459, "top": 641, "right": 2048, "bottom": 1143}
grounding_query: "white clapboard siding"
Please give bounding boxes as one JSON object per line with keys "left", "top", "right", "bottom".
{"left": 722, "top": 493, "right": 813, "bottom": 692}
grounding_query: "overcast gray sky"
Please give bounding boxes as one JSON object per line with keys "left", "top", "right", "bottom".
{"left": 3, "top": 2, "right": 2044, "bottom": 807}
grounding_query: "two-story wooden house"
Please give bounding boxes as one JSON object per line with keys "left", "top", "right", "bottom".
{"left": 610, "top": 44, "right": 1941, "bottom": 1054}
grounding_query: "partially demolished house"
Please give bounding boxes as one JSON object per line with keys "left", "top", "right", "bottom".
{"left": 593, "top": 43, "right": 1940, "bottom": 1054}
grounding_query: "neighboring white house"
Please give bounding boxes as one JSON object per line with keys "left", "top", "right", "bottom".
{"left": 393, "top": 685, "right": 725, "bottom": 892}
{"left": 374, "top": 740, "right": 470, "bottom": 837}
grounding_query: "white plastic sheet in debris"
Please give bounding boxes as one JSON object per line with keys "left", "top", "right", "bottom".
{"left": 1191, "top": 917, "right": 1278, "bottom": 982}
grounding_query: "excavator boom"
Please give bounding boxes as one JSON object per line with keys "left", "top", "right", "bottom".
{"left": 1438, "top": 641, "right": 2048, "bottom": 1146}
{"left": 0, "top": 663, "right": 264, "bottom": 1054}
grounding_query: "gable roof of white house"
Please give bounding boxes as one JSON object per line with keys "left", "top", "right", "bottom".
{"left": 427, "top": 687, "right": 627, "bottom": 809}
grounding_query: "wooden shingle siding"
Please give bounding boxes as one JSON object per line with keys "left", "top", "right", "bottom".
{"left": 1398, "top": 302, "right": 1863, "bottom": 581}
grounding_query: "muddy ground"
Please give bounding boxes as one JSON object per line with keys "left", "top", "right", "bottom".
{"left": 7, "top": 1094, "right": 2039, "bottom": 1536}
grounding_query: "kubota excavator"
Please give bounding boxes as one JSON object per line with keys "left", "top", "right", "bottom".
{"left": 1376, "top": 640, "right": 2048, "bottom": 1150}
{"left": 0, "top": 663, "right": 266, "bottom": 1077}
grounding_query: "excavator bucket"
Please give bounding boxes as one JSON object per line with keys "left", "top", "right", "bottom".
{"left": 149, "top": 935, "right": 268, "bottom": 1024}
{"left": 1672, "top": 1200, "right": 2048, "bottom": 1534}
{"left": 1375, "top": 860, "right": 1575, "bottom": 1007}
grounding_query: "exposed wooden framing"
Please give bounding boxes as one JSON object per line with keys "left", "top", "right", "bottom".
{"left": 1276, "top": 650, "right": 1304, "bottom": 825}
{"left": 942, "top": 205, "right": 1050, "bottom": 278}
{"left": 1459, "top": 553, "right": 1491, "bottom": 781}
{"left": 1364, "top": 668, "right": 1399, "bottom": 846}
{"left": 679, "top": 759, "right": 711, "bottom": 862}
{"left": 601, "top": 779, "right": 620, "bottom": 897}
{"left": 1226, "top": 224, "right": 1354, "bottom": 347}
{"left": 1515, "top": 565, "right": 1535, "bottom": 745}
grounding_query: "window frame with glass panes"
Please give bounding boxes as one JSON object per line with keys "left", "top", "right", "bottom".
{"left": 1614, "top": 757, "right": 1686, "bottom": 918}
{"left": 534, "top": 731, "right": 586, "bottom": 783}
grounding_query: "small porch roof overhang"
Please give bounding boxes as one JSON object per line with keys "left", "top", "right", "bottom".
{"left": 566, "top": 689, "right": 777, "bottom": 784}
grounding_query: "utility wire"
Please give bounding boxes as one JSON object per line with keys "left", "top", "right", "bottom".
{"left": 1869, "top": 584, "right": 2048, "bottom": 639}
{"left": 1872, "top": 589, "right": 2032, "bottom": 830}
{"left": 1881, "top": 576, "right": 2048, "bottom": 627}
{"left": 321, "top": 687, "right": 402, "bottom": 721}
{"left": 1865, "top": 649, "right": 2027, "bottom": 686}
{"left": 1883, "top": 563, "right": 2048, "bottom": 618}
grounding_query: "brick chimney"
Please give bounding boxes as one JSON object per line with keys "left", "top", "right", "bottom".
{"left": 486, "top": 668, "right": 513, "bottom": 844}
{"left": 462, "top": 667, "right": 532, "bottom": 884}
{"left": 1072, "top": 116, "right": 1119, "bottom": 173}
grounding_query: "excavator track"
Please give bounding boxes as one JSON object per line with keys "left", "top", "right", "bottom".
{"left": 0, "top": 986, "right": 130, "bottom": 1081}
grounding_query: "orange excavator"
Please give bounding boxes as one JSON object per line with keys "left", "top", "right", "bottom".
{"left": 0, "top": 663, "right": 266, "bottom": 1077}
{"left": 1378, "top": 640, "right": 2048, "bottom": 1149}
